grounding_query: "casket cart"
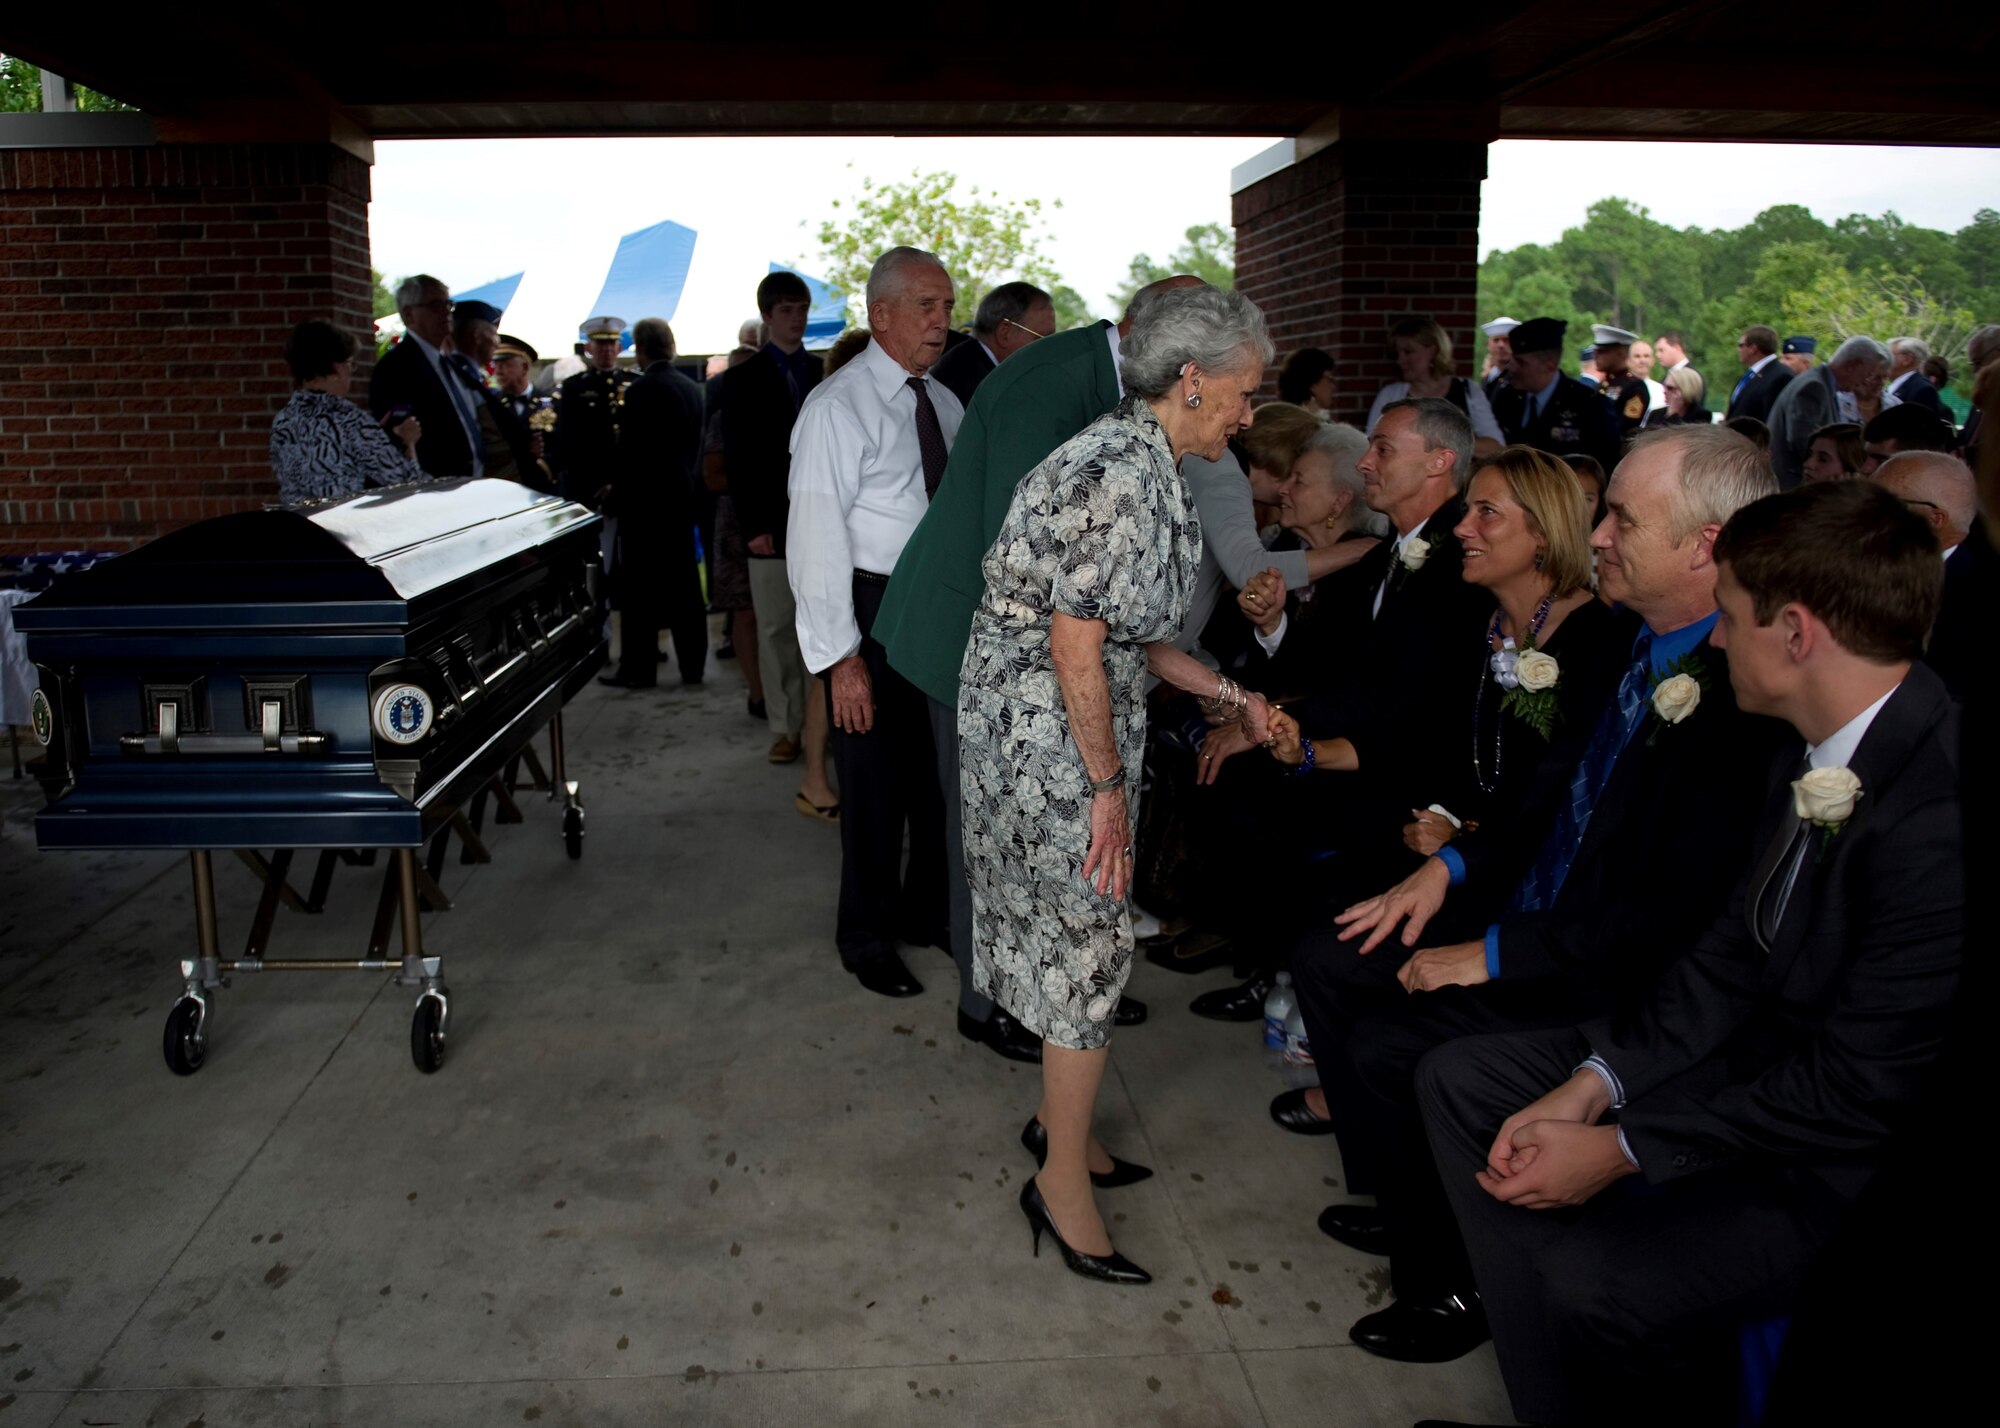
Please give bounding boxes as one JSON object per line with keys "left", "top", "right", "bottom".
{"left": 17, "top": 479, "right": 606, "bottom": 1074}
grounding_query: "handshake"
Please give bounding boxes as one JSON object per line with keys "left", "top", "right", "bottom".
{"left": 1195, "top": 691, "right": 1307, "bottom": 786}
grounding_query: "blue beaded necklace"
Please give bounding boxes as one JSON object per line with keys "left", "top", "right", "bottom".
{"left": 1471, "top": 595, "right": 1553, "bottom": 794}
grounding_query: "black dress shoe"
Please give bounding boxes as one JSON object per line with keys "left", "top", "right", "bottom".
{"left": 1350, "top": 1292, "right": 1490, "bottom": 1363}
{"left": 1144, "top": 930, "right": 1233, "bottom": 975}
{"left": 1269, "top": 1087, "right": 1337, "bottom": 1135}
{"left": 747, "top": 697, "right": 767, "bottom": 721}
{"left": 853, "top": 953, "right": 923, "bottom": 998}
{"left": 1112, "top": 996, "right": 1146, "bottom": 1026}
{"left": 597, "top": 671, "right": 657, "bottom": 689}
{"left": 1020, "top": 1116, "right": 1153, "bottom": 1188}
{"left": 1189, "top": 974, "right": 1275, "bottom": 1022}
{"left": 957, "top": 1009, "right": 1042, "bottom": 1064}
{"left": 1019, "top": 1178, "right": 1150, "bottom": 1285}
{"left": 1317, "top": 1203, "right": 1388, "bottom": 1255}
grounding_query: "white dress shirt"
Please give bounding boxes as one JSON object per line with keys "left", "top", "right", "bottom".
{"left": 785, "top": 337, "right": 965, "bottom": 674}
{"left": 1371, "top": 524, "right": 1428, "bottom": 619}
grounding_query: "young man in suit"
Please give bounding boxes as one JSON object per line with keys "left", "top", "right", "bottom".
{"left": 872, "top": 274, "right": 1203, "bottom": 1056}
{"left": 1280, "top": 429, "right": 1788, "bottom": 1365}
{"left": 1416, "top": 479, "right": 1961, "bottom": 1427}
{"left": 927, "top": 281, "right": 1054, "bottom": 410}
{"left": 368, "top": 274, "right": 478, "bottom": 480}
{"left": 1724, "top": 324, "right": 1792, "bottom": 424}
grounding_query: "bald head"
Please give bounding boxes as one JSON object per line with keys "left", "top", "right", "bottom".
{"left": 1874, "top": 451, "right": 1977, "bottom": 549}
{"left": 1120, "top": 274, "right": 1209, "bottom": 335}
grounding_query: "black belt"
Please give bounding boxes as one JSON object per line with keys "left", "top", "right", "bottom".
{"left": 853, "top": 569, "right": 890, "bottom": 586}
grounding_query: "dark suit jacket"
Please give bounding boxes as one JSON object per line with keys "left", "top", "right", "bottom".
{"left": 875, "top": 320, "right": 1121, "bottom": 707}
{"left": 1764, "top": 364, "right": 1838, "bottom": 488}
{"left": 720, "top": 348, "right": 821, "bottom": 555}
{"left": 1594, "top": 664, "right": 1964, "bottom": 1201}
{"left": 1468, "top": 624, "right": 1795, "bottom": 1007}
{"left": 929, "top": 338, "right": 997, "bottom": 411}
{"left": 368, "top": 336, "right": 474, "bottom": 479}
{"left": 1491, "top": 373, "right": 1623, "bottom": 474}
{"left": 1925, "top": 515, "right": 1987, "bottom": 698}
{"left": 613, "top": 362, "right": 704, "bottom": 524}
{"left": 1724, "top": 358, "right": 1793, "bottom": 424}
{"left": 1888, "top": 370, "right": 1948, "bottom": 415}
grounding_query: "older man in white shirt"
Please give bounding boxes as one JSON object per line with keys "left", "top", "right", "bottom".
{"left": 788, "top": 247, "right": 964, "bottom": 999}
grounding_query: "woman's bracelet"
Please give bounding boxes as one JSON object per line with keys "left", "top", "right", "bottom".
{"left": 1089, "top": 768, "right": 1127, "bottom": 794}
{"left": 1288, "top": 738, "right": 1316, "bottom": 777}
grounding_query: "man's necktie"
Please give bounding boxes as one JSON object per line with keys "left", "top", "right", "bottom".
{"left": 445, "top": 355, "right": 487, "bottom": 475}
{"left": 1506, "top": 635, "right": 1653, "bottom": 914}
{"left": 1751, "top": 756, "right": 1815, "bottom": 950}
{"left": 907, "top": 377, "right": 948, "bottom": 499}
{"left": 1731, "top": 370, "right": 1753, "bottom": 407}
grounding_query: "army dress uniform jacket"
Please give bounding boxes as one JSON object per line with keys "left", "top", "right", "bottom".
{"left": 1600, "top": 373, "right": 1655, "bottom": 439}
{"left": 1492, "top": 373, "right": 1623, "bottom": 474}
{"left": 552, "top": 365, "right": 635, "bottom": 507}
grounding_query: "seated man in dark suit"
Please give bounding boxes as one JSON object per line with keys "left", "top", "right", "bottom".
{"left": 1416, "top": 479, "right": 1961, "bottom": 1427}
{"left": 1872, "top": 448, "right": 1984, "bottom": 697}
{"left": 368, "top": 273, "right": 478, "bottom": 480}
{"left": 926, "top": 280, "right": 1054, "bottom": 410}
{"left": 1282, "top": 427, "right": 1789, "bottom": 1365}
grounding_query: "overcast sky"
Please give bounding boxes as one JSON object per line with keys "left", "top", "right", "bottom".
{"left": 369, "top": 136, "right": 2000, "bottom": 346}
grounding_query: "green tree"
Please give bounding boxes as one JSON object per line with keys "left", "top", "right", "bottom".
{"left": 1110, "top": 223, "right": 1235, "bottom": 314}
{"left": 810, "top": 169, "right": 1091, "bottom": 329}
{"left": 0, "top": 54, "right": 137, "bottom": 112}
{"left": 371, "top": 269, "right": 399, "bottom": 321}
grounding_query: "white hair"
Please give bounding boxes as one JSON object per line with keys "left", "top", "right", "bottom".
{"left": 1120, "top": 287, "right": 1274, "bottom": 400}
{"left": 1888, "top": 336, "right": 1932, "bottom": 365}
{"left": 394, "top": 273, "right": 445, "bottom": 311}
{"left": 1830, "top": 335, "right": 1891, "bottom": 368}
{"left": 865, "top": 246, "right": 949, "bottom": 308}
{"left": 1305, "top": 422, "right": 1390, "bottom": 537}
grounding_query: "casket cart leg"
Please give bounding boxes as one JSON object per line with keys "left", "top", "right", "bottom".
{"left": 165, "top": 843, "right": 449, "bottom": 1076}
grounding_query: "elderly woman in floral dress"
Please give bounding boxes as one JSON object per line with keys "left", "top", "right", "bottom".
{"left": 958, "top": 286, "right": 1275, "bottom": 1285}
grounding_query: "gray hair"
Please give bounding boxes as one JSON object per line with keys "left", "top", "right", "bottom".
{"left": 394, "top": 273, "right": 446, "bottom": 312}
{"left": 972, "top": 281, "right": 1051, "bottom": 337}
{"left": 1121, "top": 275, "right": 1205, "bottom": 328}
{"left": 1378, "top": 396, "right": 1474, "bottom": 491}
{"left": 1120, "top": 286, "right": 1274, "bottom": 401}
{"left": 865, "top": 246, "right": 949, "bottom": 308}
{"left": 1305, "top": 422, "right": 1390, "bottom": 537}
{"left": 631, "top": 316, "right": 677, "bottom": 363}
{"left": 1830, "top": 335, "right": 1891, "bottom": 368}
{"left": 1888, "top": 336, "right": 1932, "bottom": 365}
{"left": 1967, "top": 324, "right": 2000, "bottom": 366}
{"left": 1629, "top": 424, "right": 1780, "bottom": 543}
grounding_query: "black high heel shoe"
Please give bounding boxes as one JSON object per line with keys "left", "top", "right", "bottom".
{"left": 1020, "top": 1117, "right": 1154, "bottom": 1188}
{"left": 1019, "top": 1178, "right": 1151, "bottom": 1285}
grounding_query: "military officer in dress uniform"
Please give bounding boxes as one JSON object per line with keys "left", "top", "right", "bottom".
{"left": 1480, "top": 315, "right": 1520, "bottom": 395}
{"left": 552, "top": 315, "right": 634, "bottom": 508}
{"left": 1780, "top": 334, "right": 1818, "bottom": 376}
{"left": 493, "top": 334, "right": 555, "bottom": 493}
{"left": 1591, "top": 323, "right": 1656, "bottom": 439}
{"left": 1489, "top": 316, "right": 1624, "bottom": 474}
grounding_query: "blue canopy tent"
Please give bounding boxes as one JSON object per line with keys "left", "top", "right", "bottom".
{"left": 452, "top": 271, "right": 524, "bottom": 317}
{"left": 583, "top": 219, "right": 698, "bottom": 349}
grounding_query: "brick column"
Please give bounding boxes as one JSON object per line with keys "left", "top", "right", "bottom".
{"left": 0, "top": 143, "right": 373, "bottom": 555}
{"left": 1233, "top": 138, "right": 1488, "bottom": 425}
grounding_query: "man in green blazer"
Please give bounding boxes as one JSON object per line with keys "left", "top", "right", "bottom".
{"left": 875, "top": 276, "right": 1203, "bottom": 1061}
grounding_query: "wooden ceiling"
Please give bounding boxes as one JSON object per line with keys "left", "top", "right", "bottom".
{"left": 6, "top": 3, "right": 1996, "bottom": 147}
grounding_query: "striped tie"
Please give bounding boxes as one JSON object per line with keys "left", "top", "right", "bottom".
{"left": 1506, "top": 637, "right": 1652, "bottom": 913}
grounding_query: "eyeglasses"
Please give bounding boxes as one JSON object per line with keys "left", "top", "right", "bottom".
{"left": 1899, "top": 497, "right": 1941, "bottom": 511}
{"left": 1001, "top": 316, "right": 1049, "bottom": 342}
{"left": 416, "top": 298, "right": 453, "bottom": 315}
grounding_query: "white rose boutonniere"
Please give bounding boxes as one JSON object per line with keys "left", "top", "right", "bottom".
{"left": 1794, "top": 766, "right": 1862, "bottom": 849}
{"left": 1651, "top": 673, "right": 1700, "bottom": 724}
{"left": 1399, "top": 536, "right": 1431, "bottom": 571}
{"left": 1514, "top": 649, "right": 1560, "bottom": 692}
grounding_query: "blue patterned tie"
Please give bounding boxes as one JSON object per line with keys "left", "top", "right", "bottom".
{"left": 1731, "top": 369, "right": 1752, "bottom": 407}
{"left": 1506, "top": 634, "right": 1653, "bottom": 913}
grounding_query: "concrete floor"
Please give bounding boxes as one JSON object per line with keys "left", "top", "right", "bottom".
{"left": 0, "top": 636, "right": 1515, "bottom": 1428}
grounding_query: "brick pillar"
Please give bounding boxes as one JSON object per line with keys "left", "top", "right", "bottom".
{"left": 0, "top": 142, "right": 373, "bottom": 555}
{"left": 1233, "top": 138, "right": 1488, "bottom": 424}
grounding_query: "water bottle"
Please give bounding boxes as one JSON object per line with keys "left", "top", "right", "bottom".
{"left": 1262, "top": 972, "right": 1295, "bottom": 1071}
{"left": 1280, "top": 1001, "right": 1318, "bottom": 1088}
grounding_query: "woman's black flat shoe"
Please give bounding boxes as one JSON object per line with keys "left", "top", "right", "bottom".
{"left": 1019, "top": 1178, "right": 1151, "bottom": 1285}
{"left": 1020, "top": 1117, "right": 1154, "bottom": 1188}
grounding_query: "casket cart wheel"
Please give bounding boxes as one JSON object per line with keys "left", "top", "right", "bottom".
{"left": 163, "top": 994, "right": 210, "bottom": 1076}
{"left": 562, "top": 804, "right": 584, "bottom": 860}
{"left": 411, "top": 988, "right": 449, "bottom": 1074}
